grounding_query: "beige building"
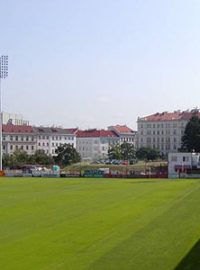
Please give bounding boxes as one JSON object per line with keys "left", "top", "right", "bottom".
{"left": 76, "top": 129, "right": 119, "bottom": 160}
{"left": 137, "top": 110, "right": 200, "bottom": 155}
{"left": 2, "top": 125, "right": 36, "bottom": 155}
{"left": 108, "top": 125, "right": 137, "bottom": 147}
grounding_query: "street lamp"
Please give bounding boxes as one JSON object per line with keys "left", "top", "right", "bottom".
{"left": 0, "top": 55, "right": 8, "bottom": 171}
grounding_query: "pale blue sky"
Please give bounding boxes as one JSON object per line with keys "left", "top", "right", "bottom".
{"left": 1, "top": 0, "right": 200, "bottom": 129}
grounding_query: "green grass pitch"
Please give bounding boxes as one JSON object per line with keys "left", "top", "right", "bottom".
{"left": 0, "top": 177, "right": 200, "bottom": 270}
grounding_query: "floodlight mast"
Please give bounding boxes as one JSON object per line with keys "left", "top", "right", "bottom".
{"left": 0, "top": 55, "right": 8, "bottom": 171}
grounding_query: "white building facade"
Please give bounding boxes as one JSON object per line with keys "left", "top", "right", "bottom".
{"left": 2, "top": 125, "right": 36, "bottom": 155}
{"left": 137, "top": 110, "right": 200, "bottom": 155}
{"left": 108, "top": 125, "right": 137, "bottom": 147}
{"left": 35, "top": 127, "right": 77, "bottom": 156}
{"left": 2, "top": 125, "right": 77, "bottom": 157}
{"left": 76, "top": 129, "right": 119, "bottom": 160}
{"left": 168, "top": 152, "right": 200, "bottom": 178}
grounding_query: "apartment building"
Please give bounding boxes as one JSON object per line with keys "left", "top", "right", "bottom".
{"left": 1, "top": 112, "right": 29, "bottom": 125}
{"left": 2, "top": 124, "right": 77, "bottom": 156}
{"left": 2, "top": 125, "right": 36, "bottom": 155}
{"left": 35, "top": 127, "right": 77, "bottom": 156}
{"left": 76, "top": 129, "right": 119, "bottom": 160}
{"left": 108, "top": 125, "right": 137, "bottom": 147}
{"left": 137, "top": 110, "right": 200, "bottom": 155}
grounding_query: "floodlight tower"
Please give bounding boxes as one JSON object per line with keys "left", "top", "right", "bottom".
{"left": 0, "top": 55, "right": 8, "bottom": 171}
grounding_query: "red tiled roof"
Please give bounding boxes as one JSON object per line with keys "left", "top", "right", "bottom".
{"left": 77, "top": 129, "right": 118, "bottom": 138}
{"left": 139, "top": 111, "right": 200, "bottom": 122}
{"left": 110, "top": 125, "right": 134, "bottom": 133}
{"left": 3, "top": 124, "right": 34, "bottom": 133}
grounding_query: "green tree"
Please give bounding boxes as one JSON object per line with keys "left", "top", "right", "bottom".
{"left": 108, "top": 142, "right": 135, "bottom": 161}
{"left": 54, "top": 143, "right": 81, "bottom": 166}
{"left": 108, "top": 143, "right": 122, "bottom": 160}
{"left": 31, "top": 150, "right": 53, "bottom": 165}
{"left": 181, "top": 115, "right": 200, "bottom": 152}
{"left": 2, "top": 153, "right": 13, "bottom": 168}
{"left": 120, "top": 142, "right": 135, "bottom": 161}
{"left": 5, "top": 150, "right": 30, "bottom": 168}
{"left": 136, "top": 147, "right": 159, "bottom": 161}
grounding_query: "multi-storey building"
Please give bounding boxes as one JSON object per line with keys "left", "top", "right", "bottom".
{"left": 76, "top": 129, "right": 119, "bottom": 160}
{"left": 2, "top": 124, "right": 77, "bottom": 156}
{"left": 2, "top": 112, "right": 29, "bottom": 125}
{"left": 137, "top": 110, "right": 200, "bottom": 155}
{"left": 35, "top": 127, "right": 77, "bottom": 156}
{"left": 2, "top": 125, "right": 36, "bottom": 155}
{"left": 108, "top": 125, "right": 137, "bottom": 147}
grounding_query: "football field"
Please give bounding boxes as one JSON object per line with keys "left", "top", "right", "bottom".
{"left": 0, "top": 177, "right": 200, "bottom": 270}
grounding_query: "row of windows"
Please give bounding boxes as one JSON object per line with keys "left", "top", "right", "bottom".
{"left": 77, "top": 146, "right": 98, "bottom": 152}
{"left": 77, "top": 140, "right": 99, "bottom": 145}
{"left": 38, "top": 136, "right": 74, "bottom": 140}
{"left": 142, "top": 129, "right": 183, "bottom": 136}
{"left": 146, "top": 144, "right": 177, "bottom": 151}
{"left": 146, "top": 137, "right": 179, "bottom": 143}
{"left": 141, "top": 122, "right": 186, "bottom": 129}
{"left": 38, "top": 142, "right": 74, "bottom": 147}
{"left": 5, "top": 145, "right": 35, "bottom": 151}
{"left": 3, "top": 135, "right": 75, "bottom": 141}
{"left": 171, "top": 156, "right": 189, "bottom": 162}
{"left": 3, "top": 136, "right": 34, "bottom": 141}
{"left": 120, "top": 137, "right": 134, "bottom": 142}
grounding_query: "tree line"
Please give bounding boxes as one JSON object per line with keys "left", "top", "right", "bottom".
{"left": 108, "top": 142, "right": 160, "bottom": 161}
{"left": 3, "top": 143, "right": 81, "bottom": 168}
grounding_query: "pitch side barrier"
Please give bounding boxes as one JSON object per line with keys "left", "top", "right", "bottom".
{"left": 2, "top": 170, "right": 168, "bottom": 179}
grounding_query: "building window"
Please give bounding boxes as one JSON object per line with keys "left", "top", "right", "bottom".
{"left": 171, "top": 156, "right": 177, "bottom": 162}
{"left": 26, "top": 145, "right": 29, "bottom": 150}
{"left": 31, "top": 146, "right": 34, "bottom": 150}
{"left": 10, "top": 145, "right": 13, "bottom": 150}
